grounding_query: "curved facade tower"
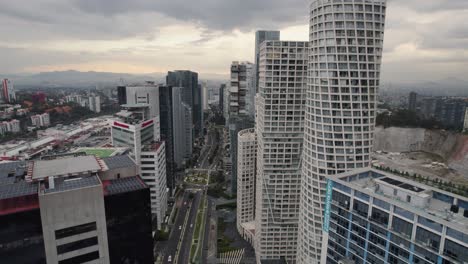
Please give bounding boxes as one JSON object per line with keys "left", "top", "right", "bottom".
{"left": 297, "top": 0, "right": 387, "bottom": 263}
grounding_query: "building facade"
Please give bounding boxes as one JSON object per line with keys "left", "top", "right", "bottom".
{"left": 408, "top": 92, "right": 417, "bottom": 112}
{"left": 141, "top": 142, "right": 168, "bottom": 229}
{"left": 230, "top": 61, "right": 256, "bottom": 117}
{"left": 2, "top": 79, "right": 16, "bottom": 103}
{"left": 254, "top": 40, "right": 308, "bottom": 262}
{"left": 0, "top": 119, "right": 20, "bottom": 135}
{"left": 255, "top": 31, "right": 281, "bottom": 92}
{"left": 219, "top": 84, "right": 226, "bottom": 113}
{"left": 88, "top": 95, "right": 101, "bottom": 113}
{"left": 31, "top": 113, "right": 51, "bottom": 128}
{"left": 321, "top": 168, "right": 468, "bottom": 264}
{"left": 236, "top": 128, "right": 257, "bottom": 245}
{"left": 297, "top": 1, "right": 387, "bottom": 262}
{"left": 166, "top": 70, "right": 203, "bottom": 138}
{"left": 0, "top": 155, "right": 154, "bottom": 264}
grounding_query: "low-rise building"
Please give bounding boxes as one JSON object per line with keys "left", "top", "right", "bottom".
{"left": 0, "top": 154, "right": 154, "bottom": 264}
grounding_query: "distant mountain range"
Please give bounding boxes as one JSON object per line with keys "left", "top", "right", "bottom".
{"left": 3, "top": 70, "right": 229, "bottom": 89}
{"left": 382, "top": 78, "right": 468, "bottom": 96}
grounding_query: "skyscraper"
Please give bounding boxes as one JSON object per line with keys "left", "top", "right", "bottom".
{"left": 297, "top": 1, "right": 387, "bottom": 263}
{"left": 230, "top": 61, "right": 256, "bottom": 117}
{"left": 236, "top": 128, "right": 257, "bottom": 245}
{"left": 219, "top": 84, "right": 226, "bottom": 113}
{"left": 88, "top": 94, "right": 101, "bottom": 113}
{"left": 255, "top": 31, "right": 280, "bottom": 92}
{"left": 254, "top": 40, "right": 308, "bottom": 262}
{"left": 2, "top": 79, "right": 16, "bottom": 103}
{"left": 408, "top": 91, "right": 417, "bottom": 112}
{"left": 166, "top": 70, "right": 203, "bottom": 138}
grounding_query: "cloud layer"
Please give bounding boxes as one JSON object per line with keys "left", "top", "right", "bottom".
{"left": 0, "top": 0, "right": 466, "bottom": 83}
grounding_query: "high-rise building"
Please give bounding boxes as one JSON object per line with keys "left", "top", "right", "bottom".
{"left": 111, "top": 104, "right": 167, "bottom": 229}
{"left": 182, "top": 103, "right": 194, "bottom": 161}
{"left": 117, "top": 86, "right": 127, "bottom": 105}
{"left": 2, "top": 79, "right": 16, "bottom": 103}
{"left": 159, "top": 86, "right": 177, "bottom": 192}
{"left": 31, "top": 113, "right": 51, "bottom": 128}
{"left": 409, "top": 92, "right": 417, "bottom": 111}
{"left": 166, "top": 70, "right": 203, "bottom": 138}
{"left": 236, "top": 128, "right": 257, "bottom": 245}
{"left": 255, "top": 31, "right": 280, "bottom": 92}
{"left": 464, "top": 107, "right": 468, "bottom": 132}
{"left": 230, "top": 61, "right": 256, "bottom": 117}
{"left": 254, "top": 40, "right": 308, "bottom": 263}
{"left": 321, "top": 168, "right": 468, "bottom": 264}
{"left": 124, "top": 83, "right": 160, "bottom": 129}
{"left": 219, "top": 84, "right": 226, "bottom": 113}
{"left": 297, "top": 1, "right": 387, "bottom": 263}
{"left": 0, "top": 155, "right": 154, "bottom": 264}
{"left": 88, "top": 95, "right": 101, "bottom": 113}
{"left": 202, "top": 82, "right": 210, "bottom": 111}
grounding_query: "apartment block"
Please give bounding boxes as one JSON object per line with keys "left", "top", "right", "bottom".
{"left": 255, "top": 40, "right": 308, "bottom": 263}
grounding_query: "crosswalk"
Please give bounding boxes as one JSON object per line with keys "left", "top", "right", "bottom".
{"left": 218, "top": 249, "right": 245, "bottom": 264}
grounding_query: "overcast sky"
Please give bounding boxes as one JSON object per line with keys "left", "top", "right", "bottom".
{"left": 0, "top": 0, "right": 467, "bottom": 82}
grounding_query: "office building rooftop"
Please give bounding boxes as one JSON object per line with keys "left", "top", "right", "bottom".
{"left": 28, "top": 155, "right": 103, "bottom": 181}
{"left": 331, "top": 168, "right": 468, "bottom": 229}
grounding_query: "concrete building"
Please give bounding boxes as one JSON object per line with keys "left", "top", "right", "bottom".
{"left": 464, "top": 107, "right": 468, "bottom": 132}
{"left": 0, "top": 155, "right": 154, "bottom": 264}
{"left": 124, "top": 83, "right": 160, "bottom": 121}
{"left": 409, "top": 92, "right": 417, "bottom": 112}
{"left": 321, "top": 168, "right": 468, "bottom": 264}
{"left": 236, "top": 128, "right": 257, "bottom": 245}
{"left": 166, "top": 70, "right": 203, "bottom": 138}
{"left": 254, "top": 40, "right": 308, "bottom": 263}
{"left": 31, "top": 113, "right": 51, "bottom": 128}
{"left": 159, "top": 86, "right": 177, "bottom": 192}
{"left": 2, "top": 79, "right": 16, "bottom": 103}
{"left": 88, "top": 95, "right": 101, "bottom": 113}
{"left": 0, "top": 119, "right": 20, "bottom": 135}
{"left": 230, "top": 61, "right": 256, "bottom": 117}
{"left": 255, "top": 31, "right": 281, "bottom": 92}
{"left": 219, "top": 84, "right": 226, "bottom": 113}
{"left": 111, "top": 105, "right": 167, "bottom": 228}
{"left": 182, "top": 103, "right": 194, "bottom": 162}
{"left": 202, "top": 82, "right": 210, "bottom": 111}
{"left": 297, "top": 1, "right": 387, "bottom": 263}
{"left": 141, "top": 142, "right": 168, "bottom": 229}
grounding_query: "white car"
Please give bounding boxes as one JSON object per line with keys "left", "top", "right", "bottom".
{"left": 168, "top": 255, "right": 172, "bottom": 262}
{"left": 190, "top": 224, "right": 193, "bottom": 228}
{"left": 179, "top": 225, "right": 182, "bottom": 230}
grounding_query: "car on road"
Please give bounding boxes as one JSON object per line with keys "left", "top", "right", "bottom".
{"left": 179, "top": 225, "right": 182, "bottom": 230}
{"left": 168, "top": 255, "right": 172, "bottom": 262}
{"left": 190, "top": 224, "right": 193, "bottom": 228}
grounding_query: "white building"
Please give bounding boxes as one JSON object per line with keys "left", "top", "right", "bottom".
{"left": 230, "top": 62, "right": 255, "bottom": 118}
{"left": 236, "top": 128, "right": 257, "bottom": 245}
{"left": 254, "top": 40, "right": 308, "bottom": 263}
{"left": 111, "top": 105, "right": 167, "bottom": 228}
{"left": 141, "top": 142, "right": 168, "bottom": 230}
{"left": 88, "top": 95, "right": 101, "bottom": 113}
{"left": 0, "top": 119, "right": 21, "bottom": 135}
{"left": 31, "top": 113, "right": 51, "bottom": 128}
{"left": 202, "top": 82, "right": 210, "bottom": 111}
{"left": 296, "top": 1, "right": 387, "bottom": 263}
{"left": 125, "top": 83, "right": 160, "bottom": 120}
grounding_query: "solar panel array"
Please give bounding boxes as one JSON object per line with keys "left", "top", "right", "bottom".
{"left": 102, "top": 155, "right": 135, "bottom": 170}
{"left": 105, "top": 176, "right": 146, "bottom": 195}
{"left": 0, "top": 161, "right": 26, "bottom": 181}
{"left": 44, "top": 175, "right": 101, "bottom": 194}
{"left": 0, "top": 181, "right": 38, "bottom": 199}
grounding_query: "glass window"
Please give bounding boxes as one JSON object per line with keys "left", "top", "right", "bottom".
{"left": 446, "top": 228, "right": 468, "bottom": 244}
{"left": 355, "top": 191, "right": 370, "bottom": 201}
{"left": 415, "top": 227, "right": 441, "bottom": 251}
{"left": 373, "top": 198, "right": 390, "bottom": 210}
{"left": 392, "top": 216, "right": 412, "bottom": 239}
{"left": 353, "top": 199, "right": 369, "bottom": 217}
{"left": 394, "top": 206, "right": 414, "bottom": 220}
{"left": 444, "top": 239, "right": 468, "bottom": 262}
{"left": 418, "top": 216, "right": 443, "bottom": 233}
{"left": 371, "top": 207, "right": 389, "bottom": 226}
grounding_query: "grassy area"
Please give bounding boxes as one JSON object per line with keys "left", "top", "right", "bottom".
{"left": 216, "top": 202, "right": 237, "bottom": 210}
{"left": 217, "top": 218, "right": 236, "bottom": 253}
{"left": 78, "top": 148, "right": 116, "bottom": 158}
{"left": 190, "top": 197, "right": 207, "bottom": 263}
{"left": 185, "top": 173, "right": 209, "bottom": 185}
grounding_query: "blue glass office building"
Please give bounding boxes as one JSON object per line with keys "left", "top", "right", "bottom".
{"left": 321, "top": 168, "right": 468, "bottom": 264}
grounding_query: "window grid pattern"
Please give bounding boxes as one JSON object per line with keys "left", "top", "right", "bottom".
{"left": 297, "top": 0, "right": 387, "bottom": 263}
{"left": 255, "top": 40, "right": 308, "bottom": 262}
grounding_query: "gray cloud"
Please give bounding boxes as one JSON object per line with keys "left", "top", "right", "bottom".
{"left": 0, "top": 0, "right": 467, "bottom": 82}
